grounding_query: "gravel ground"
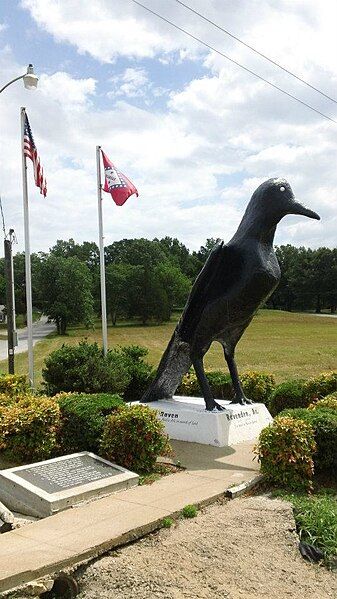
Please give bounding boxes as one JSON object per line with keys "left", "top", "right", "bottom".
{"left": 76, "top": 495, "right": 337, "bottom": 599}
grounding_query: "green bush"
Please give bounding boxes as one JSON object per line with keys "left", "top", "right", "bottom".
{"left": 279, "top": 407, "right": 337, "bottom": 474}
{"left": 269, "top": 380, "right": 307, "bottom": 416}
{"left": 0, "top": 374, "right": 29, "bottom": 397}
{"left": 56, "top": 392, "right": 123, "bottom": 454}
{"left": 241, "top": 371, "right": 275, "bottom": 403}
{"left": 309, "top": 393, "right": 337, "bottom": 411}
{"left": 0, "top": 395, "right": 60, "bottom": 462}
{"left": 42, "top": 341, "right": 131, "bottom": 395}
{"left": 117, "top": 345, "right": 154, "bottom": 402}
{"left": 178, "top": 369, "right": 274, "bottom": 403}
{"left": 100, "top": 404, "right": 171, "bottom": 474}
{"left": 255, "top": 416, "right": 316, "bottom": 491}
{"left": 303, "top": 371, "right": 337, "bottom": 402}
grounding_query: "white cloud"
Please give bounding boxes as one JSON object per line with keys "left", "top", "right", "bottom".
{"left": 0, "top": 0, "right": 335, "bottom": 257}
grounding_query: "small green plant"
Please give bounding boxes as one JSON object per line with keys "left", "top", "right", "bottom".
{"left": 182, "top": 504, "right": 198, "bottom": 518}
{"left": 162, "top": 517, "right": 174, "bottom": 528}
{"left": 100, "top": 404, "right": 171, "bottom": 474}
{"left": 268, "top": 379, "right": 307, "bottom": 416}
{"left": 255, "top": 416, "right": 316, "bottom": 491}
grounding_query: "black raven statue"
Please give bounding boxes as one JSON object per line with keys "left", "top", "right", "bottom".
{"left": 142, "top": 178, "right": 320, "bottom": 411}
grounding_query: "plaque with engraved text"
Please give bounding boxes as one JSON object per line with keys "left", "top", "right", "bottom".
{"left": 15, "top": 454, "right": 120, "bottom": 494}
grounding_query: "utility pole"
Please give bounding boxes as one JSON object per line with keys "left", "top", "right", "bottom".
{"left": 4, "top": 229, "right": 17, "bottom": 374}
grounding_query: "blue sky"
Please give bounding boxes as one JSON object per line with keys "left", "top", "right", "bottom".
{"left": 0, "top": 0, "right": 336, "bottom": 253}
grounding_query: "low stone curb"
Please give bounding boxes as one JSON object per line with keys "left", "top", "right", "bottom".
{"left": 225, "top": 474, "right": 264, "bottom": 499}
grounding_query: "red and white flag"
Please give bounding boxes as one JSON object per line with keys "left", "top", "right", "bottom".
{"left": 101, "top": 150, "right": 138, "bottom": 206}
{"left": 23, "top": 113, "right": 47, "bottom": 197}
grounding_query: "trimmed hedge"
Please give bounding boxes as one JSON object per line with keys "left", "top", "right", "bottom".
{"left": 117, "top": 345, "right": 154, "bottom": 402}
{"left": 309, "top": 393, "right": 337, "bottom": 411}
{"left": 42, "top": 341, "right": 131, "bottom": 395}
{"left": 56, "top": 392, "right": 123, "bottom": 454}
{"left": 303, "top": 371, "right": 337, "bottom": 402}
{"left": 255, "top": 416, "right": 316, "bottom": 491}
{"left": 178, "top": 369, "right": 275, "bottom": 403}
{"left": 0, "top": 395, "right": 60, "bottom": 462}
{"left": 100, "top": 404, "right": 171, "bottom": 474}
{"left": 269, "top": 380, "right": 307, "bottom": 416}
{"left": 279, "top": 407, "right": 337, "bottom": 474}
{"left": 0, "top": 374, "right": 29, "bottom": 397}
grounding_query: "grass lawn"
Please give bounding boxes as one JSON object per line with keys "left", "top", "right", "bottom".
{"left": 1, "top": 309, "right": 336, "bottom": 387}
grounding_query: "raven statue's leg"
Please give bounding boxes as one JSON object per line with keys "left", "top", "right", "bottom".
{"left": 223, "top": 348, "right": 252, "bottom": 405}
{"left": 191, "top": 354, "right": 224, "bottom": 411}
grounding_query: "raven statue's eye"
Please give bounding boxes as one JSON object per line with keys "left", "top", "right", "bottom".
{"left": 280, "top": 186, "right": 285, "bottom": 192}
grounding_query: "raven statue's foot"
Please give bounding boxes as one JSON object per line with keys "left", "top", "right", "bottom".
{"left": 230, "top": 396, "right": 253, "bottom": 405}
{"left": 205, "top": 400, "right": 224, "bottom": 411}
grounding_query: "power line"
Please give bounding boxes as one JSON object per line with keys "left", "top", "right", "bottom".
{"left": 174, "top": 0, "right": 337, "bottom": 107}
{"left": 129, "top": 0, "right": 337, "bottom": 125}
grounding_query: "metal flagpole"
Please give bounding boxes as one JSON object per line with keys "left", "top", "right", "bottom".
{"left": 21, "top": 107, "right": 34, "bottom": 387}
{"left": 96, "top": 145, "right": 108, "bottom": 356}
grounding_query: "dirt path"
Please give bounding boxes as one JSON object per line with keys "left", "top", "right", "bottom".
{"left": 76, "top": 495, "right": 337, "bottom": 599}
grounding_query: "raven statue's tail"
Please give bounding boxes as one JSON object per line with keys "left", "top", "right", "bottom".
{"left": 142, "top": 331, "right": 192, "bottom": 402}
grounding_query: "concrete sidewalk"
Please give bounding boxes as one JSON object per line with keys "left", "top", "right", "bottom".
{"left": 0, "top": 440, "right": 259, "bottom": 594}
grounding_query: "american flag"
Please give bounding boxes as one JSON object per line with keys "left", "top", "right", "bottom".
{"left": 23, "top": 114, "right": 47, "bottom": 197}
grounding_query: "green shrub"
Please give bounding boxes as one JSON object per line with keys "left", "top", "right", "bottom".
{"left": 269, "top": 380, "right": 307, "bottom": 416}
{"left": 100, "top": 404, "right": 171, "bottom": 474}
{"left": 117, "top": 345, "right": 154, "bottom": 402}
{"left": 279, "top": 407, "right": 337, "bottom": 474}
{"left": 42, "top": 341, "right": 131, "bottom": 395}
{"left": 303, "top": 371, "right": 337, "bottom": 402}
{"left": 182, "top": 504, "right": 198, "bottom": 518}
{"left": 177, "top": 371, "right": 200, "bottom": 397}
{"left": 241, "top": 371, "right": 275, "bottom": 403}
{"left": 309, "top": 393, "right": 337, "bottom": 411}
{"left": 178, "top": 369, "right": 274, "bottom": 403}
{"left": 0, "top": 374, "right": 29, "bottom": 397}
{"left": 56, "top": 392, "right": 123, "bottom": 454}
{"left": 255, "top": 416, "right": 316, "bottom": 491}
{"left": 0, "top": 395, "right": 60, "bottom": 462}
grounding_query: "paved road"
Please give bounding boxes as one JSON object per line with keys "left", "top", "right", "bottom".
{"left": 0, "top": 316, "right": 56, "bottom": 361}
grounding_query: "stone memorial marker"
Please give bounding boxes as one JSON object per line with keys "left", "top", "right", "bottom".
{"left": 0, "top": 452, "right": 139, "bottom": 518}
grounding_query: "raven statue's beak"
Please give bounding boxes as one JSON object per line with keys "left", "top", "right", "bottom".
{"left": 289, "top": 199, "right": 320, "bottom": 220}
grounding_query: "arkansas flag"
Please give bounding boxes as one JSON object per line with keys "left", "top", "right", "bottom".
{"left": 102, "top": 150, "right": 138, "bottom": 206}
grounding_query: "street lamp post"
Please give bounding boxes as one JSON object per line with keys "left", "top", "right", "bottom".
{"left": 0, "top": 64, "right": 38, "bottom": 376}
{"left": 0, "top": 64, "right": 38, "bottom": 94}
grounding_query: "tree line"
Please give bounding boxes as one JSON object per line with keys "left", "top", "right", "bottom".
{"left": 0, "top": 237, "right": 335, "bottom": 334}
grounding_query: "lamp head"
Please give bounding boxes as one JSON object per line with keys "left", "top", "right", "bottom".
{"left": 23, "top": 64, "right": 38, "bottom": 90}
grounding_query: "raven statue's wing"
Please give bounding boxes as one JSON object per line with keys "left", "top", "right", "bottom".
{"left": 179, "top": 242, "right": 244, "bottom": 342}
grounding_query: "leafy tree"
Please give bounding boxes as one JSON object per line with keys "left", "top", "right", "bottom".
{"left": 154, "top": 263, "right": 191, "bottom": 315}
{"left": 38, "top": 255, "right": 94, "bottom": 334}
{"left": 105, "top": 263, "right": 137, "bottom": 325}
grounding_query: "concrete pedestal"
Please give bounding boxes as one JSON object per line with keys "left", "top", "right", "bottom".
{"left": 0, "top": 452, "right": 139, "bottom": 518}
{"left": 150, "top": 396, "right": 272, "bottom": 446}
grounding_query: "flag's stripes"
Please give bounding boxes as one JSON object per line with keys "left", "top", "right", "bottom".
{"left": 23, "top": 114, "right": 47, "bottom": 197}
